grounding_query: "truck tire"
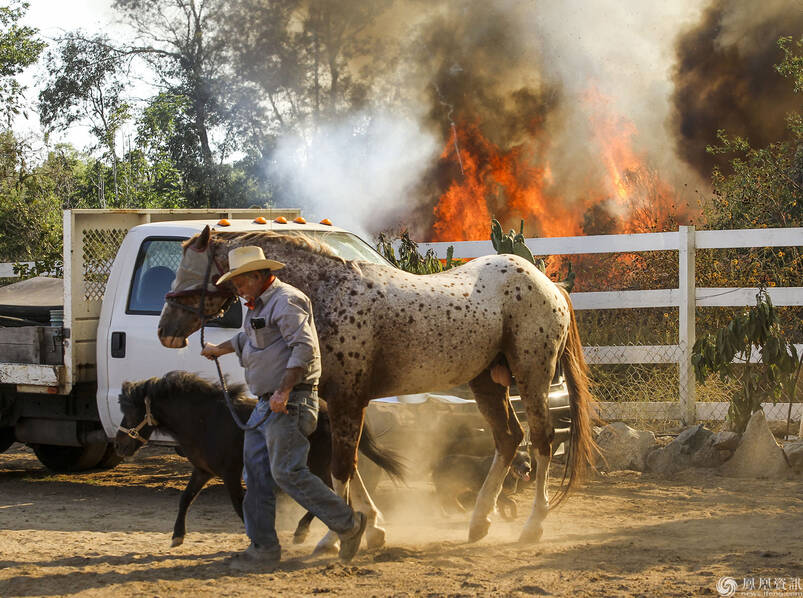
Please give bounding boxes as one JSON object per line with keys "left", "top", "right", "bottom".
{"left": 0, "top": 427, "right": 14, "bottom": 453}
{"left": 31, "top": 442, "right": 107, "bottom": 472}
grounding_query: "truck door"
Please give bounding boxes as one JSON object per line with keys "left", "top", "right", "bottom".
{"left": 98, "top": 235, "right": 247, "bottom": 440}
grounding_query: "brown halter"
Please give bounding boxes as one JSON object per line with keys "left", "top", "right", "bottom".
{"left": 118, "top": 397, "right": 159, "bottom": 445}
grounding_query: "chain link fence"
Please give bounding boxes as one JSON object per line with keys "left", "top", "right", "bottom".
{"left": 81, "top": 227, "right": 129, "bottom": 303}
{"left": 582, "top": 338, "right": 801, "bottom": 429}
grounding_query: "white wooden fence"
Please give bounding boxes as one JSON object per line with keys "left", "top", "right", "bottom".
{"left": 4, "top": 226, "right": 802, "bottom": 422}
{"left": 418, "top": 226, "right": 803, "bottom": 424}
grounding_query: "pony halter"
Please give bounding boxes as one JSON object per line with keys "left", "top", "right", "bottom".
{"left": 118, "top": 397, "right": 159, "bottom": 444}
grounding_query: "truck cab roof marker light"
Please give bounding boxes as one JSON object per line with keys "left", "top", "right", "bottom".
{"left": 274, "top": 216, "right": 287, "bottom": 224}
{"left": 320, "top": 218, "right": 333, "bottom": 226}
{"left": 293, "top": 217, "right": 307, "bottom": 224}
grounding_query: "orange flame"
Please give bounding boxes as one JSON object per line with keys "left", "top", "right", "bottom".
{"left": 429, "top": 87, "right": 690, "bottom": 243}
{"left": 431, "top": 123, "right": 580, "bottom": 242}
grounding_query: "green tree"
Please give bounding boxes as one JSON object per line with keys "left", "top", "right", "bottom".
{"left": 701, "top": 36, "right": 802, "bottom": 291}
{"left": 221, "top": 0, "right": 392, "bottom": 133}
{"left": 0, "top": 0, "right": 45, "bottom": 125}
{"left": 114, "top": 0, "right": 261, "bottom": 207}
{"left": 39, "top": 34, "right": 131, "bottom": 207}
{"left": 693, "top": 290, "right": 801, "bottom": 434}
{"left": 0, "top": 131, "right": 63, "bottom": 267}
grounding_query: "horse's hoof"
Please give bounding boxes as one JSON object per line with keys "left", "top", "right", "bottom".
{"left": 468, "top": 518, "right": 491, "bottom": 543}
{"left": 293, "top": 532, "right": 308, "bottom": 545}
{"left": 365, "top": 525, "right": 386, "bottom": 549}
{"left": 518, "top": 525, "right": 543, "bottom": 544}
{"left": 312, "top": 541, "right": 339, "bottom": 556}
{"left": 170, "top": 536, "right": 184, "bottom": 548}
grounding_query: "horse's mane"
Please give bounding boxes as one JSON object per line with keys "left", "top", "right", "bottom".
{"left": 119, "top": 370, "right": 251, "bottom": 411}
{"left": 216, "top": 230, "right": 346, "bottom": 265}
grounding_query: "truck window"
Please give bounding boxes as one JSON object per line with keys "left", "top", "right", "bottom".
{"left": 126, "top": 237, "right": 242, "bottom": 329}
{"left": 128, "top": 238, "right": 183, "bottom": 314}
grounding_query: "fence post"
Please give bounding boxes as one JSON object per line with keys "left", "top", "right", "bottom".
{"left": 678, "top": 225, "right": 696, "bottom": 425}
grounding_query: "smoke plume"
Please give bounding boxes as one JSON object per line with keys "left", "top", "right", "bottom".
{"left": 671, "top": 0, "right": 803, "bottom": 178}
{"left": 262, "top": 0, "right": 798, "bottom": 241}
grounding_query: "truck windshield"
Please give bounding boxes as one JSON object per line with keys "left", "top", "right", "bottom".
{"left": 285, "top": 231, "right": 392, "bottom": 266}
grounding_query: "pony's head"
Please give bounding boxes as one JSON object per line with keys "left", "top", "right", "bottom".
{"left": 158, "top": 226, "right": 235, "bottom": 348}
{"left": 115, "top": 379, "right": 160, "bottom": 457}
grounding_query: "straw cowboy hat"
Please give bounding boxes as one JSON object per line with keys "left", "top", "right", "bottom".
{"left": 216, "top": 246, "right": 285, "bottom": 285}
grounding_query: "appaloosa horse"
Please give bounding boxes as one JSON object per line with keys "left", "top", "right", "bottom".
{"left": 158, "top": 226, "right": 595, "bottom": 544}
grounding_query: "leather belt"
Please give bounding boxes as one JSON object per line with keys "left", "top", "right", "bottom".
{"left": 293, "top": 383, "right": 318, "bottom": 392}
{"left": 260, "top": 383, "right": 318, "bottom": 399}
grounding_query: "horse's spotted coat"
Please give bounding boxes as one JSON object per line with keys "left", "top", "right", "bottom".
{"left": 159, "top": 229, "right": 595, "bottom": 545}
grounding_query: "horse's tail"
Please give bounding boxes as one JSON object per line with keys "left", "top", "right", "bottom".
{"left": 552, "top": 285, "right": 598, "bottom": 505}
{"left": 358, "top": 424, "right": 407, "bottom": 483}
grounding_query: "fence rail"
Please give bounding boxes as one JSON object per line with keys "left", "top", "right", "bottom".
{"left": 418, "top": 226, "right": 803, "bottom": 424}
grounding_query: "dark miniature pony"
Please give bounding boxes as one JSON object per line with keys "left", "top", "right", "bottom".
{"left": 115, "top": 370, "right": 404, "bottom": 548}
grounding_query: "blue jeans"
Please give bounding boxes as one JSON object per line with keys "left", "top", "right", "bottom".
{"left": 242, "top": 390, "right": 355, "bottom": 557}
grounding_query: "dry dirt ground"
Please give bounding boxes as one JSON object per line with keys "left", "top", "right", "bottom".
{"left": 1, "top": 443, "right": 801, "bottom": 598}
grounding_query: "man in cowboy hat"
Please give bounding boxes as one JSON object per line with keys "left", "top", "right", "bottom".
{"left": 201, "top": 245, "right": 366, "bottom": 571}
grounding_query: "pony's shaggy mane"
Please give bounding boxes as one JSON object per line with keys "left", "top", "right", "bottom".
{"left": 119, "top": 370, "right": 250, "bottom": 411}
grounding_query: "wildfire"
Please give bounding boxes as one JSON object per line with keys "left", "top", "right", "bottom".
{"left": 431, "top": 123, "right": 579, "bottom": 242}
{"left": 429, "top": 87, "right": 688, "bottom": 242}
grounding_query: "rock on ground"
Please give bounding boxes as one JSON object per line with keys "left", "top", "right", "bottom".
{"left": 595, "top": 422, "right": 655, "bottom": 472}
{"left": 712, "top": 431, "right": 741, "bottom": 451}
{"left": 767, "top": 419, "right": 800, "bottom": 439}
{"left": 646, "top": 424, "right": 720, "bottom": 475}
{"left": 721, "top": 411, "right": 791, "bottom": 479}
{"left": 783, "top": 441, "right": 803, "bottom": 474}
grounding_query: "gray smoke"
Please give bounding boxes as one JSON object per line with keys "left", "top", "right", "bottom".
{"left": 264, "top": 0, "right": 761, "bottom": 239}
{"left": 671, "top": 0, "right": 803, "bottom": 178}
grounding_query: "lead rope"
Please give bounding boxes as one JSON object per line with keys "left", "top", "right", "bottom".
{"left": 197, "top": 250, "right": 272, "bottom": 432}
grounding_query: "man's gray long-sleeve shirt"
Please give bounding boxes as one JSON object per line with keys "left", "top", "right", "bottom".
{"left": 230, "top": 278, "right": 321, "bottom": 397}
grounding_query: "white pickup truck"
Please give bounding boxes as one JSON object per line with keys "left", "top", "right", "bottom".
{"left": 0, "top": 209, "right": 570, "bottom": 473}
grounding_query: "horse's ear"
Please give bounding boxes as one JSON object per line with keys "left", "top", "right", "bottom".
{"left": 189, "top": 225, "right": 212, "bottom": 253}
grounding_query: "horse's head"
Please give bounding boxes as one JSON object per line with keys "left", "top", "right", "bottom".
{"left": 115, "top": 379, "right": 160, "bottom": 457}
{"left": 157, "top": 225, "right": 235, "bottom": 348}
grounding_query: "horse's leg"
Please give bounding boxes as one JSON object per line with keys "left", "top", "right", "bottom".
{"left": 349, "top": 468, "right": 385, "bottom": 549}
{"left": 311, "top": 475, "right": 348, "bottom": 554}
{"left": 312, "top": 403, "right": 364, "bottom": 553}
{"left": 294, "top": 511, "right": 315, "bottom": 544}
{"left": 516, "top": 363, "right": 556, "bottom": 543}
{"left": 468, "top": 367, "right": 524, "bottom": 542}
{"left": 172, "top": 468, "right": 213, "bottom": 547}
{"left": 221, "top": 467, "right": 245, "bottom": 521}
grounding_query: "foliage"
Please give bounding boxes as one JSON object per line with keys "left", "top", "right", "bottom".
{"left": 376, "top": 231, "right": 458, "bottom": 274}
{"left": 490, "top": 218, "right": 543, "bottom": 271}
{"left": 12, "top": 257, "right": 62, "bottom": 279}
{"left": 692, "top": 290, "right": 801, "bottom": 433}
{"left": 776, "top": 36, "right": 803, "bottom": 94}
{"left": 39, "top": 33, "right": 133, "bottom": 207}
{"left": 0, "top": 131, "right": 63, "bottom": 265}
{"left": 701, "top": 36, "right": 802, "bottom": 294}
{"left": 221, "top": 0, "right": 393, "bottom": 132}
{"left": 0, "top": 1, "right": 45, "bottom": 125}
